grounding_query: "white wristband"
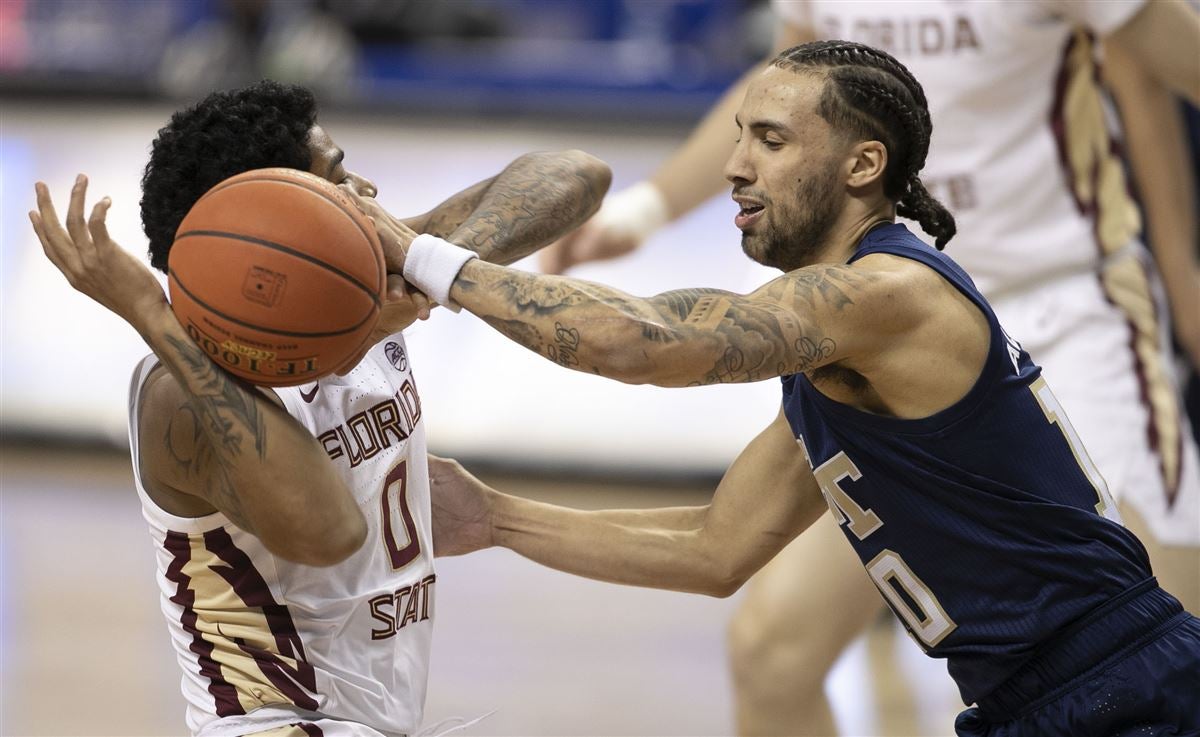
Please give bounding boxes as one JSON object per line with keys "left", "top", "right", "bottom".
{"left": 403, "top": 234, "right": 477, "bottom": 312}
{"left": 594, "top": 181, "right": 671, "bottom": 243}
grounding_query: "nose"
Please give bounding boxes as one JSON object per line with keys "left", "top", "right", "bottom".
{"left": 347, "top": 172, "right": 378, "bottom": 198}
{"left": 724, "top": 139, "right": 753, "bottom": 186}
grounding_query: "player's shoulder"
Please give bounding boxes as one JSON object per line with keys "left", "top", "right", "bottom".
{"left": 833, "top": 253, "right": 957, "bottom": 335}
{"left": 851, "top": 251, "right": 947, "bottom": 291}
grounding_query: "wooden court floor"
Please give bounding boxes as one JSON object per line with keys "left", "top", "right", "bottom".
{"left": 0, "top": 442, "right": 960, "bottom": 736}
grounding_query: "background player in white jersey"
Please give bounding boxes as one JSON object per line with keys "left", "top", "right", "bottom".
{"left": 540, "top": 2, "right": 1200, "bottom": 733}
{"left": 29, "top": 81, "right": 610, "bottom": 736}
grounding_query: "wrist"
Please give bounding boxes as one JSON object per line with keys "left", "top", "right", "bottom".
{"left": 136, "top": 298, "right": 182, "bottom": 343}
{"left": 487, "top": 491, "right": 530, "bottom": 550}
{"left": 402, "top": 234, "right": 478, "bottom": 312}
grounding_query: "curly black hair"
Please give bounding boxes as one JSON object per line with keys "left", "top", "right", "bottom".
{"left": 774, "top": 41, "right": 956, "bottom": 249}
{"left": 140, "top": 80, "right": 318, "bottom": 272}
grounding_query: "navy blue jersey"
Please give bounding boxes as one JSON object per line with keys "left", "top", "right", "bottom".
{"left": 780, "top": 223, "right": 1152, "bottom": 706}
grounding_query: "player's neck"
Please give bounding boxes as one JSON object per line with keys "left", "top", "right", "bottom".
{"left": 800, "top": 204, "right": 895, "bottom": 269}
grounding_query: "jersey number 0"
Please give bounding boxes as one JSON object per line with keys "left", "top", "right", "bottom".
{"left": 381, "top": 461, "right": 421, "bottom": 569}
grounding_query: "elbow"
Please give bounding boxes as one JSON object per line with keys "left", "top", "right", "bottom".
{"left": 319, "top": 511, "right": 369, "bottom": 566}
{"left": 701, "top": 568, "right": 751, "bottom": 598}
{"left": 692, "top": 537, "right": 754, "bottom": 598}
{"left": 270, "top": 508, "right": 368, "bottom": 567}
{"left": 580, "top": 152, "right": 613, "bottom": 214}
{"left": 537, "top": 149, "right": 612, "bottom": 218}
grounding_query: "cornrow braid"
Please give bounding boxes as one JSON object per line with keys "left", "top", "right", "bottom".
{"left": 773, "top": 40, "right": 956, "bottom": 249}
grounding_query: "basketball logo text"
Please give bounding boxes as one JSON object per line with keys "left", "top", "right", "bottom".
{"left": 185, "top": 322, "right": 320, "bottom": 379}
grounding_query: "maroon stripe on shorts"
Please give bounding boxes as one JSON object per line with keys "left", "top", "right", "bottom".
{"left": 162, "top": 530, "right": 244, "bottom": 716}
{"left": 293, "top": 722, "right": 324, "bottom": 737}
{"left": 203, "top": 528, "right": 319, "bottom": 710}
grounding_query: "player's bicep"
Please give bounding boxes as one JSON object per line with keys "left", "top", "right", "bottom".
{"left": 641, "top": 264, "right": 903, "bottom": 385}
{"left": 698, "top": 407, "right": 826, "bottom": 588}
{"left": 137, "top": 368, "right": 273, "bottom": 530}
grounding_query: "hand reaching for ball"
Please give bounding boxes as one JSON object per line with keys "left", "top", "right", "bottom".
{"left": 29, "top": 175, "right": 169, "bottom": 336}
{"left": 340, "top": 183, "right": 435, "bottom": 320}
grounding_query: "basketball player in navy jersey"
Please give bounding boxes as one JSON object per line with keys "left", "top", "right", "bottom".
{"left": 372, "top": 43, "right": 1200, "bottom": 735}
{"left": 29, "top": 81, "right": 611, "bottom": 736}
{"left": 540, "top": 2, "right": 1200, "bottom": 733}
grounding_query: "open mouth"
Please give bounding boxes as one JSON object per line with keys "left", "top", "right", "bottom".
{"left": 734, "top": 204, "right": 765, "bottom": 229}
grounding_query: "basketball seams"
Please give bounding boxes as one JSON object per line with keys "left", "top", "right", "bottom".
{"left": 199, "top": 173, "right": 385, "bottom": 291}
{"left": 169, "top": 268, "right": 378, "bottom": 339}
{"left": 175, "top": 230, "right": 381, "bottom": 306}
{"left": 169, "top": 168, "right": 385, "bottom": 385}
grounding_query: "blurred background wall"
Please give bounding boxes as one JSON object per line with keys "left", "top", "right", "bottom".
{"left": 1, "top": 0, "right": 784, "bottom": 473}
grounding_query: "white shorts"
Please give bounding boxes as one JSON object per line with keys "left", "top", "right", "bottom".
{"left": 992, "top": 249, "right": 1200, "bottom": 546}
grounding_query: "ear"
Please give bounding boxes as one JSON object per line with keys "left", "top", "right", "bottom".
{"left": 845, "top": 140, "right": 887, "bottom": 190}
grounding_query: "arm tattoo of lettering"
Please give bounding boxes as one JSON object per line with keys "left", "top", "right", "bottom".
{"left": 457, "top": 262, "right": 874, "bottom": 386}
{"left": 447, "top": 152, "right": 608, "bottom": 265}
{"left": 162, "top": 333, "right": 267, "bottom": 529}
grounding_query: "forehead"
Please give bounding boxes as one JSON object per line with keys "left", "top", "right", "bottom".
{"left": 741, "top": 66, "right": 826, "bottom": 127}
{"left": 306, "top": 124, "right": 337, "bottom": 159}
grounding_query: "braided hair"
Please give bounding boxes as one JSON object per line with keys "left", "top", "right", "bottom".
{"left": 773, "top": 41, "right": 956, "bottom": 249}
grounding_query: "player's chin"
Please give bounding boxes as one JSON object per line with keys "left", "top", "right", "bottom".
{"left": 739, "top": 234, "right": 769, "bottom": 265}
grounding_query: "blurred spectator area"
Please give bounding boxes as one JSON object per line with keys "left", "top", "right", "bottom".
{"left": 0, "top": 0, "right": 771, "bottom": 121}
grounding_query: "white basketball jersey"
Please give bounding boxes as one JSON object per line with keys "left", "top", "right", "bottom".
{"left": 773, "top": 0, "right": 1146, "bottom": 298}
{"left": 127, "top": 335, "right": 433, "bottom": 737}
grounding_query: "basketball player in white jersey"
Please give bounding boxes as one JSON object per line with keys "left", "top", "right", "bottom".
{"left": 29, "top": 81, "right": 610, "bottom": 736}
{"left": 539, "top": 1, "right": 1200, "bottom": 734}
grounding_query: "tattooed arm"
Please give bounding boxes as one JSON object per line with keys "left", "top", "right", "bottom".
{"left": 361, "top": 150, "right": 612, "bottom": 271}
{"left": 32, "top": 177, "right": 365, "bottom": 566}
{"left": 447, "top": 256, "right": 917, "bottom": 387}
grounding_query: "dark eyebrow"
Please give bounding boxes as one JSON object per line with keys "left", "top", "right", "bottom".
{"left": 734, "top": 115, "right": 793, "bottom": 136}
{"left": 326, "top": 149, "right": 345, "bottom": 179}
{"left": 748, "top": 119, "right": 793, "bottom": 136}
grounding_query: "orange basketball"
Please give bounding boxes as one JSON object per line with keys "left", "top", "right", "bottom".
{"left": 167, "top": 168, "right": 385, "bottom": 387}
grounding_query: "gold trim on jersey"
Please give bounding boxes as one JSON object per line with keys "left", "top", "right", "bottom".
{"left": 1052, "top": 30, "right": 1182, "bottom": 502}
{"left": 1055, "top": 30, "right": 1140, "bottom": 256}
{"left": 243, "top": 725, "right": 323, "bottom": 737}
{"left": 1101, "top": 256, "right": 1183, "bottom": 497}
{"left": 164, "top": 528, "right": 319, "bottom": 716}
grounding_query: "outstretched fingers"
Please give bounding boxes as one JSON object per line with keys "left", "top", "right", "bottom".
{"left": 88, "top": 196, "right": 113, "bottom": 252}
{"left": 65, "top": 174, "right": 97, "bottom": 259}
{"left": 32, "top": 181, "right": 82, "bottom": 274}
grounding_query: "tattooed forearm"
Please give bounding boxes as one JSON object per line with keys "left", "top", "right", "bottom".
{"left": 447, "top": 151, "right": 611, "bottom": 265}
{"left": 455, "top": 260, "right": 877, "bottom": 387}
{"left": 411, "top": 178, "right": 495, "bottom": 238}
